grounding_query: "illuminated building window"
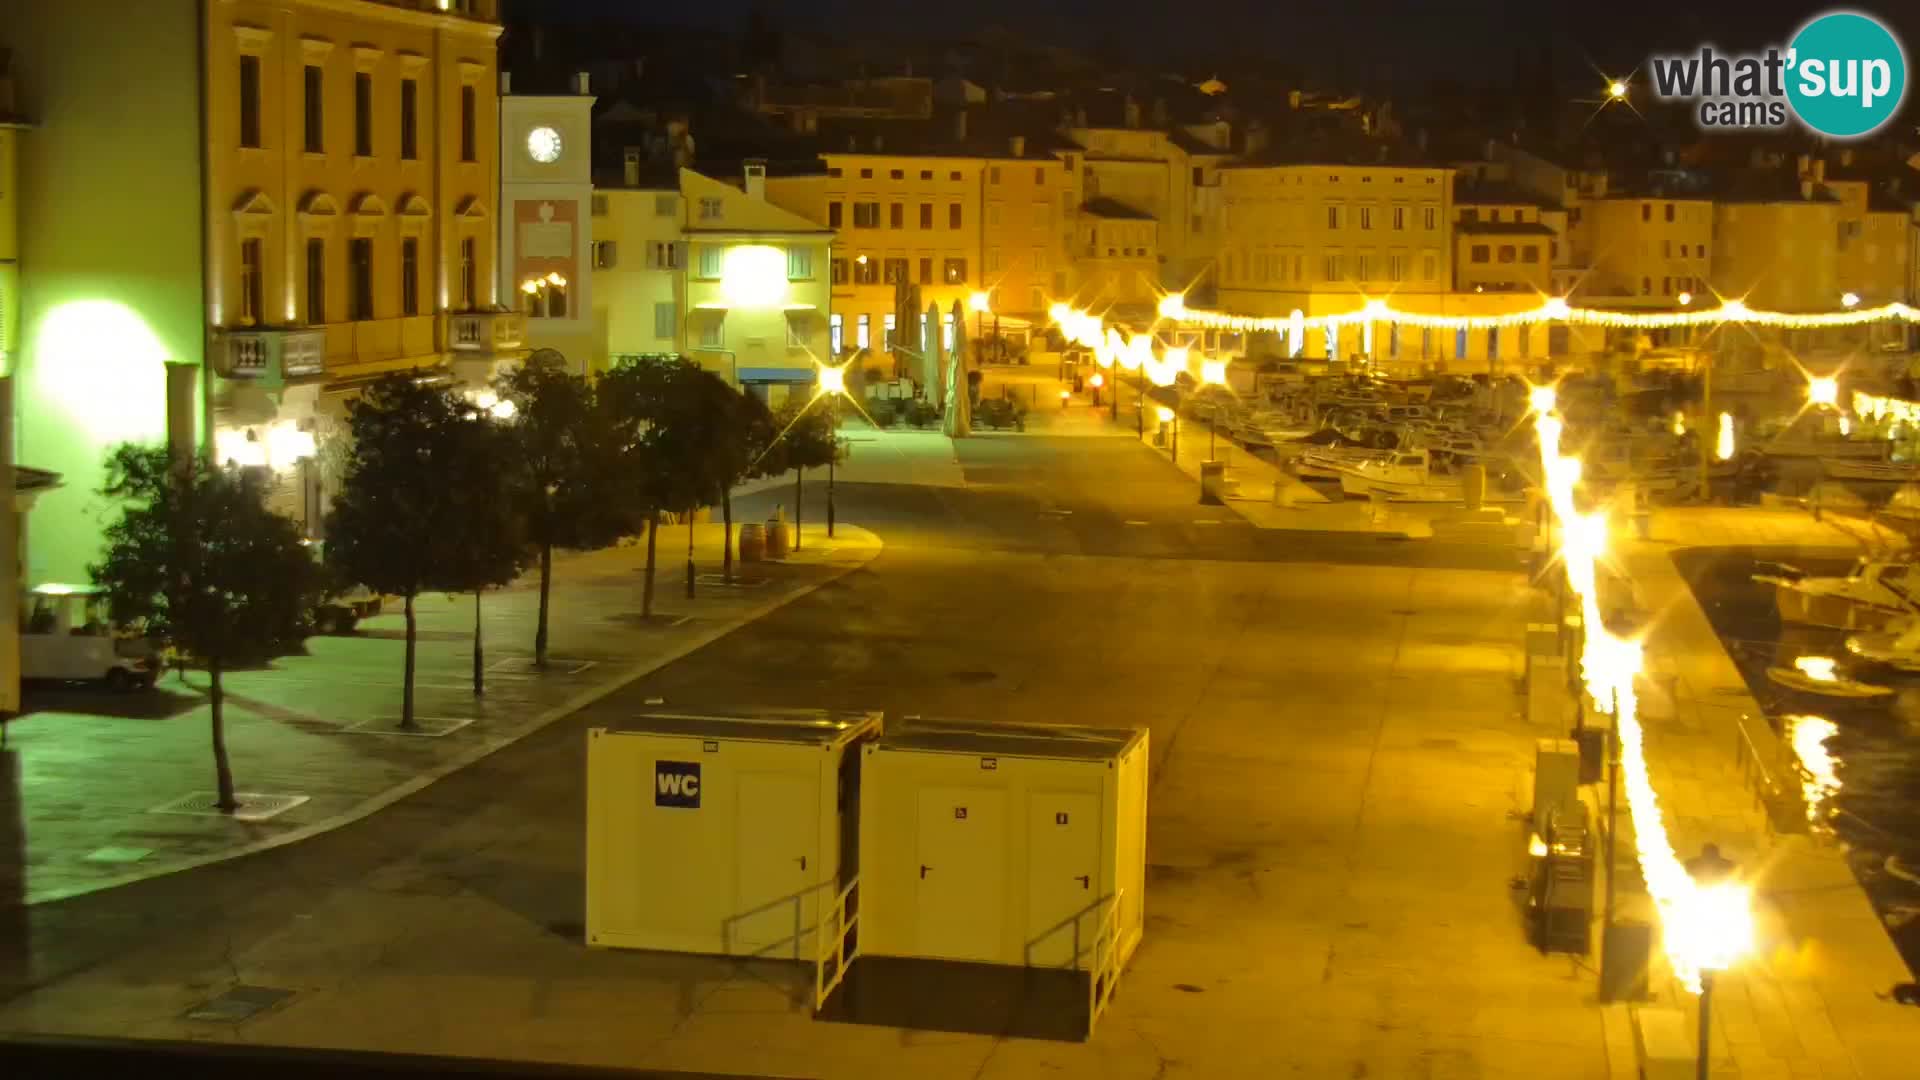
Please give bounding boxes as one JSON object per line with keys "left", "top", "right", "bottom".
{"left": 830, "top": 313, "right": 843, "bottom": 354}
{"left": 401, "top": 238, "right": 419, "bottom": 316}
{"left": 461, "top": 85, "right": 476, "bottom": 162}
{"left": 240, "top": 239, "right": 264, "bottom": 326}
{"left": 305, "top": 239, "right": 327, "bottom": 324}
{"left": 1326, "top": 204, "right": 1341, "bottom": 229}
{"left": 860, "top": 168, "right": 873, "bottom": 179}
{"left": 400, "top": 79, "right": 418, "bottom": 159}
{"left": 699, "top": 315, "right": 723, "bottom": 349}
{"left": 239, "top": 56, "right": 262, "bottom": 148}
{"left": 787, "top": 247, "right": 814, "bottom": 280}
{"left": 304, "top": 65, "right": 325, "bottom": 153}
{"left": 942, "top": 313, "right": 955, "bottom": 350}
{"left": 460, "top": 237, "right": 477, "bottom": 308}
{"left": 1423, "top": 206, "right": 1437, "bottom": 230}
{"left": 943, "top": 258, "right": 966, "bottom": 284}
{"left": 883, "top": 258, "right": 908, "bottom": 284}
{"left": 853, "top": 258, "right": 878, "bottom": 285}
{"left": 856, "top": 313, "right": 870, "bottom": 349}
{"left": 1323, "top": 254, "right": 1340, "bottom": 281}
{"left": 1356, "top": 254, "right": 1370, "bottom": 280}
{"left": 1641, "top": 203, "right": 1652, "bottom": 222}
{"left": 1665, "top": 203, "right": 1676, "bottom": 223}
{"left": 787, "top": 313, "right": 812, "bottom": 347}
{"left": 651, "top": 242, "right": 682, "bottom": 270}
{"left": 592, "top": 240, "right": 617, "bottom": 270}
{"left": 1387, "top": 254, "right": 1404, "bottom": 282}
{"left": 883, "top": 313, "right": 896, "bottom": 351}
{"left": 654, "top": 302, "right": 676, "bottom": 340}
{"left": 949, "top": 170, "right": 961, "bottom": 181}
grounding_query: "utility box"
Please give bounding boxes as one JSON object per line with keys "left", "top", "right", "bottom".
{"left": 858, "top": 719, "right": 1149, "bottom": 972}
{"left": 585, "top": 707, "right": 883, "bottom": 958}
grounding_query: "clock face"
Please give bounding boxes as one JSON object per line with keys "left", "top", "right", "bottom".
{"left": 527, "top": 126, "right": 563, "bottom": 164}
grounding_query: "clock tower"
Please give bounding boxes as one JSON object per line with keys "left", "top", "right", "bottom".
{"left": 498, "top": 72, "right": 595, "bottom": 370}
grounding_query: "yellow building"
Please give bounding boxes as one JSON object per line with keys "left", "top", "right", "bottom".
{"left": 592, "top": 172, "right": 684, "bottom": 366}
{"left": 980, "top": 140, "right": 1078, "bottom": 322}
{"left": 1581, "top": 194, "right": 1712, "bottom": 306}
{"left": 203, "top": 0, "right": 511, "bottom": 532}
{"left": 1077, "top": 197, "right": 1159, "bottom": 308}
{"left": 1067, "top": 121, "right": 1230, "bottom": 292}
{"left": 1451, "top": 185, "right": 1554, "bottom": 295}
{"left": 767, "top": 151, "right": 983, "bottom": 370}
{"left": 679, "top": 166, "right": 833, "bottom": 402}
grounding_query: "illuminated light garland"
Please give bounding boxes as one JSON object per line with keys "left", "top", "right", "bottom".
{"left": 1854, "top": 391, "right": 1920, "bottom": 425}
{"left": 1157, "top": 296, "right": 1920, "bottom": 334}
{"left": 1532, "top": 396, "right": 1754, "bottom": 993}
{"left": 1717, "top": 412, "right": 1736, "bottom": 461}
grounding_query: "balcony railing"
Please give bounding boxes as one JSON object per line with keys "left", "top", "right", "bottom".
{"left": 214, "top": 326, "right": 328, "bottom": 385}
{"left": 448, "top": 309, "right": 527, "bottom": 353}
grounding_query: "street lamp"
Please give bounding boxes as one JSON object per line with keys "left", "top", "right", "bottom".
{"left": 969, "top": 290, "right": 991, "bottom": 351}
{"left": 1677, "top": 291, "right": 1692, "bottom": 307}
{"left": 1089, "top": 370, "right": 1104, "bottom": 406}
{"left": 817, "top": 362, "right": 849, "bottom": 538}
{"left": 1607, "top": 79, "right": 1629, "bottom": 100}
{"left": 1682, "top": 844, "right": 1746, "bottom": 1080}
{"left": 1841, "top": 291, "right": 1860, "bottom": 309}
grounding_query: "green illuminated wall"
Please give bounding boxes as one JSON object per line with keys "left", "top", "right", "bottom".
{"left": 4, "top": 3, "right": 205, "bottom": 586}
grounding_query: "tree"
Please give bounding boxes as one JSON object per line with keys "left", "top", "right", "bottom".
{"left": 91, "top": 445, "right": 320, "bottom": 812}
{"left": 430, "top": 406, "right": 530, "bottom": 696}
{"left": 770, "top": 398, "right": 838, "bottom": 551}
{"left": 718, "top": 389, "right": 778, "bottom": 582}
{"left": 494, "top": 352, "right": 623, "bottom": 667}
{"left": 326, "top": 376, "right": 473, "bottom": 730}
{"left": 600, "top": 356, "right": 713, "bottom": 618}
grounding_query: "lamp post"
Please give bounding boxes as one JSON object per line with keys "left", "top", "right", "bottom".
{"left": 969, "top": 291, "right": 990, "bottom": 355}
{"left": 1157, "top": 406, "right": 1177, "bottom": 462}
{"left": 818, "top": 362, "right": 847, "bottom": 539}
{"left": 1199, "top": 357, "right": 1227, "bottom": 460}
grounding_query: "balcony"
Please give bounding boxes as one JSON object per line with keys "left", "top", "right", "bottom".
{"left": 447, "top": 309, "right": 527, "bottom": 354}
{"left": 321, "top": 315, "right": 441, "bottom": 372}
{"left": 213, "top": 326, "right": 328, "bottom": 386}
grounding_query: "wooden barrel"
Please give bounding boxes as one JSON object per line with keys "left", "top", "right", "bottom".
{"left": 737, "top": 523, "right": 765, "bottom": 563}
{"left": 764, "top": 520, "right": 789, "bottom": 559}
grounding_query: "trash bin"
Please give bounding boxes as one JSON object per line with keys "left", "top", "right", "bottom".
{"left": 1200, "top": 460, "right": 1226, "bottom": 505}
{"left": 737, "top": 523, "right": 765, "bottom": 563}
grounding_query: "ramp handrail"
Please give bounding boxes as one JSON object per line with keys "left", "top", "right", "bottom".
{"left": 813, "top": 875, "right": 860, "bottom": 1012}
{"left": 1086, "top": 888, "right": 1125, "bottom": 1038}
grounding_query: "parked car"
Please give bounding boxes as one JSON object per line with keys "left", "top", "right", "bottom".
{"left": 20, "top": 583, "right": 159, "bottom": 691}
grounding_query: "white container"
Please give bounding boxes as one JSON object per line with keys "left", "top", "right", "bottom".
{"left": 857, "top": 719, "right": 1148, "bottom": 971}
{"left": 585, "top": 707, "right": 883, "bottom": 958}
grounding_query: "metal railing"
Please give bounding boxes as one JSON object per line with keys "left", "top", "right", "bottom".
{"left": 448, "top": 310, "right": 526, "bottom": 352}
{"left": 812, "top": 875, "right": 860, "bottom": 1012}
{"left": 1086, "top": 888, "right": 1125, "bottom": 1039}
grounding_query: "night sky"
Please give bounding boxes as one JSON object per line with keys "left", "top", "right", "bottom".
{"left": 522, "top": 0, "right": 1920, "bottom": 92}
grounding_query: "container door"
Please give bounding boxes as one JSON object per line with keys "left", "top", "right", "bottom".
{"left": 732, "top": 771, "right": 820, "bottom": 958}
{"left": 1025, "top": 791, "right": 1102, "bottom": 968}
{"left": 915, "top": 786, "right": 1004, "bottom": 962}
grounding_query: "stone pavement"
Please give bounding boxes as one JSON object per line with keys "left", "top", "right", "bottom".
{"left": 735, "top": 428, "right": 967, "bottom": 498}
{"left": 0, "top": 523, "right": 880, "bottom": 905}
{"left": 1594, "top": 506, "right": 1918, "bottom": 1078}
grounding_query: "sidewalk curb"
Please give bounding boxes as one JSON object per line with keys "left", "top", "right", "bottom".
{"left": 22, "top": 530, "right": 885, "bottom": 907}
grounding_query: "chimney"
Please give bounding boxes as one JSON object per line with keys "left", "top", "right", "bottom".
{"left": 1074, "top": 106, "right": 1087, "bottom": 128}
{"left": 574, "top": 71, "right": 591, "bottom": 96}
{"left": 1123, "top": 96, "right": 1140, "bottom": 129}
{"left": 1009, "top": 135, "right": 1026, "bottom": 157}
{"left": 499, "top": 71, "right": 512, "bottom": 96}
{"left": 744, "top": 160, "right": 766, "bottom": 200}
{"left": 954, "top": 109, "right": 968, "bottom": 141}
{"left": 623, "top": 148, "right": 641, "bottom": 186}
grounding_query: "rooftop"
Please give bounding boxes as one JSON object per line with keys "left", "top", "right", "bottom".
{"left": 1453, "top": 181, "right": 1554, "bottom": 209}
{"left": 595, "top": 708, "right": 883, "bottom": 747}
{"left": 873, "top": 718, "right": 1144, "bottom": 761}
{"left": 1081, "top": 196, "right": 1156, "bottom": 220}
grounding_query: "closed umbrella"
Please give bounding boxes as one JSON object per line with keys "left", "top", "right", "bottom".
{"left": 892, "top": 279, "right": 922, "bottom": 380}
{"left": 944, "top": 298, "right": 972, "bottom": 437}
{"left": 926, "top": 300, "right": 945, "bottom": 411}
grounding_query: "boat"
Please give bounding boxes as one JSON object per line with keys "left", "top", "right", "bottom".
{"left": 1764, "top": 655, "right": 1894, "bottom": 700}
{"left": 1821, "top": 459, "right": 1918, "bottom": 483}
{"left": 1295, "top": 445, "right": 1392, "bottom": 479}
{"left": 1332, "top": 448, "right": 1528, "bottom": 504}
{"left": 1844, "top": 617, "right": 1920, "bottom": 671}
{"left": 1753, "top": 558, "right": 1920, "bottom": 631}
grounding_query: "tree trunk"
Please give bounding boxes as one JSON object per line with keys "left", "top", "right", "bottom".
{"left": 472, "top": 589, "right": 485, "bottom": 697}
{"left": 794, "top": 468, "right": 804, "bottom": 551}
{"left": 642, "top": 511, "right": 659, "bottom": 618}
{"left": 401, "top": 593, "right": 418, "bottom": 730}
{"left": 534, "top": 539, "right": 553, "bottom": 669}
{"left": 210, "top": 655, "right": 237, "bottom": 813}
{"left": 722, "top": 488, "right": 734, "bottom": 584}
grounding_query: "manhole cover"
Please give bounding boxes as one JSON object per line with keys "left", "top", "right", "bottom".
{"left": 950, "top": 670, "right": 996, "bottom": 684}
{"left": 150, "top": 792, "right": 309, "bottom": 823}
{"left": 184, "top": 984, "right": 295, "bottom": 1023}
{"left": 345, "top": 716, "right": 474, "bottom": 737}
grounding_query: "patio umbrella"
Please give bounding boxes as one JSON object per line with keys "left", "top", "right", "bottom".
{"left": 944, "top": 298, "right": 972, "bottom": 437}
{"left": 892, "top": 279, "right": 922, "bottom": 380}
{"left": 926, "top": 300, "right": 945, "bottom": 411}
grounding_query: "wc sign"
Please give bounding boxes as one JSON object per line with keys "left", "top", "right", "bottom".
{"left": 654, "top": 761, "right": 702, "bottom": 808}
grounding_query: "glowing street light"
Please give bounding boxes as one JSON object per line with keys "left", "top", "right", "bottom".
{"left": 1716, "top": 412, "right": 1735, "bottom": 460}
{"left": 1807, "top": 375, "right": 1839, "bottom": 408}
{"left": 1841, "top": 291, "right": 1860, "bottom": 309}
{"left": 1607, "top": 79, "right": 1629, "bottom": 100}
{"left": 816, "top": 362, "right": 847, "bottom": 397}
{"left": 1157, "top": 292, "right": 1188, "bottom": 320}
{"left": 816, "top": 363, "right": 849, "bottom": 537}
{"left": 1528, "top": 384, "right": 1558, "bottom": 416}
{"left": 1155, "top": 405, "right": 1178, "bottom": 462}
{"left": 1677, "top": 291, "right": 1693, "bottom": 307}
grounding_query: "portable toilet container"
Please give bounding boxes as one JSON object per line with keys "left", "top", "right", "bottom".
{"left": 857, "top": 719, "right": 1148, "bottom": 973}
{"left": 585, "top": 707, "right": 882, "bottom": 958}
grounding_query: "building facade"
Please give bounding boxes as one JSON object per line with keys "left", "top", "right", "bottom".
{"left": 1582, "top": 195, "right": 1713, "bottom": 307}
{"left": 499, "top": 76, "right": 596, "bottom": 369}
{"left": 203, "top": 0, "right": 511, "bottom": 534}
{"left": 592, "top": 176, "right": 684, "bottom": 366}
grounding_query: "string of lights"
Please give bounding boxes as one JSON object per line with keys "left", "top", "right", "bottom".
{"left": 1159, "top": 293, "right": 1920, "bottom": 334}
